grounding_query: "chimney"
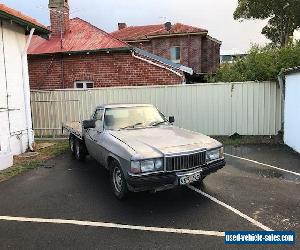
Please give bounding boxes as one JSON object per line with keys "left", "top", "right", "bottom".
{"left": 164, "top": 22, "right": 172, "bottom": 31}
{"left": 48, "top": 0, "right": 70, "bottom": 37}
{"left": 118, "top": 23, "right": 127, "bottom": 30}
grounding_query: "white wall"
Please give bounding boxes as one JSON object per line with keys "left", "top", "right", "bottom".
{"left": 284, "top": 72, "right": 300, "bottom": 153}
{"left": 0, "top": 19, "right": 33, "bottom": 157}
{"left": 293, "top": 29, "right": 300, "bottom": 42}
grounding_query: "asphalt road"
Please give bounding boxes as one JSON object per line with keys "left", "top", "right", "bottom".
{"left": 0, "top": 144, "right": 299, "bottom": 249}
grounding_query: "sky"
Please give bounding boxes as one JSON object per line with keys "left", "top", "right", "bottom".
{"left": 1, "top": 0, "right": 269, "bottom": 53}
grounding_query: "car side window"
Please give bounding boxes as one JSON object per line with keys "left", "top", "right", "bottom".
{"left": 93, "top": 109, "right": 104, "bottom": 130}
{"left": 93, "top": 109, "right": 104, "bottom": 121}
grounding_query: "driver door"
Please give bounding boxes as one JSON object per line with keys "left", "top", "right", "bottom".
{"left": 85, "top": 109, "right": 104, "bottom": 163}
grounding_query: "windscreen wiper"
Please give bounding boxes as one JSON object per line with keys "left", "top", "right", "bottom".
{"left": 149, "top": 121, "right": 167, "bottom": 127}
{"left": 119, "top": 123, "right": 144, "bottom": 130}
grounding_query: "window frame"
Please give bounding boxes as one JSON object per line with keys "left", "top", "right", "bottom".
{"left": 103, "top": 106, "right": 168, "bottom": 131}
{"left": 93, "top": 109, "right": 104, "bottom": 121}
{"left": 92, "top": 108, "right": 104, "bottom": 131}
{"left": 170, "top": 46, "right": 181, "bottom": 63}
{"left": 74, "top": 81, "right": 94, "bottom": 90}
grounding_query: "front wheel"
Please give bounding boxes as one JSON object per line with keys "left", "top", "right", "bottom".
{"left": 110, "top": 161, "right": 129, "bottom": 200}
{"left": 191, "top": 175, "right": 207, "bottom": 188}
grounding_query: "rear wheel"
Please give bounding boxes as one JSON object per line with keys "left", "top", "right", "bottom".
{"left": 69, "top": 135, "right": 75, "bottom": 155}
{"left": 110, "top": 161, "right": 129, "bottom": 200}
{"left": 74, "top": 138, "right": 86, "bottom": 161}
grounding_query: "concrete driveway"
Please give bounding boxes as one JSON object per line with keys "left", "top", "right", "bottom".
{"left": 0, "top": 144, "right": 299, "bottom": 249}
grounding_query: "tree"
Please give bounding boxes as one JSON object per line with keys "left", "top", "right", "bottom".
{"left": 211, "top": 42, "right": 300, "bottom": 83}
{"left": 234, "top": 0, "right": 300, "bottom": 47}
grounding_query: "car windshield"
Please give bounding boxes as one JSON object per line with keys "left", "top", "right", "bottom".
{"left": 104, "top": 106, "right": 167, "bottom": 130}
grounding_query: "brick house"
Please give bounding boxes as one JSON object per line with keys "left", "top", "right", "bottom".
{"left": 28, "top": 0, "right": 192, "bottom": 90}
{"left": 111, "top": 22, "right": 221, "bottom": 82}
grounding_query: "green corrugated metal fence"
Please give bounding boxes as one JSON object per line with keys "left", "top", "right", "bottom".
{"left": 30, "top": 82, "right": 282, "bottom": 137}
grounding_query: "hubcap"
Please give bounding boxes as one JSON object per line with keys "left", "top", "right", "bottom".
{"left": 113, "top": 167, "right": 123, "bottom": 193}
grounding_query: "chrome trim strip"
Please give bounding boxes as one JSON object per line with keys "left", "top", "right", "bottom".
{"left": 128, "top": 158, "right": 225, "bottom": 177}
{"left": 128, "top": 170, "right": 166, "bottom": 177}
{"left": 165, "top": 163, "right": 206, "bottom": 173}
{"left": 176, "top": 168, "right": 203, "bottom": 178}
{"left": 129, "top": 158, "right": 225, "bottom": 177}
{"left": 164, "top": 148, "right": 206, "bottom": 157}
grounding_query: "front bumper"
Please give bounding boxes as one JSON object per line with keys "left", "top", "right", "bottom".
{"left": 127, "top": 158, "right": 225, "bottom": 192}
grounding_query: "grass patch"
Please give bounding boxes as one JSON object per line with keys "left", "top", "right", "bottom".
{"left": 213, "top": 135, "right": 283, "bottom": 146}
{"left": 0, "top": 140, "right": 69, "bottom": 183}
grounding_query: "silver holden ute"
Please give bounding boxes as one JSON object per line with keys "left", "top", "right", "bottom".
{"left": 63, "top": 104, "right": 225, "bottom": 199}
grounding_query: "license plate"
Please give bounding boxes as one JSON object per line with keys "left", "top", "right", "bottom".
{"left": 179, "top": 172, "right": 201, "bottom": 185}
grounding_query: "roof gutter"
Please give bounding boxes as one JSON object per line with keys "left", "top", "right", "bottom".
{"left": 207, "top": 35, "right": 222, "bottom": 45}
{"left": 124, "top": 32, "right": 208, "bottom": 43}
{"left": 0, "top": 10, "right": 50, "bottom": 39}
{"left": 278, "top": 66, "right": 300, "bottom": 133}
{"left": 282, "top": 66, "right": 300, "bottom": 76}
{"left": 29, "top": 46, "right": 133, "bottom": 57}
{"left": 146, "top": 31, "right": 207, "bottom": 39}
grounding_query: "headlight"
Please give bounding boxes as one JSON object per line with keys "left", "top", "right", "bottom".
{"left": 154, "top": 158, "right": 163, "bottom": 171}
{"left": 130, "top": 161, "right": 141, "bottom": 174}
{"left": 140, "top": 160, "right": 155, "bottom": 172}
{"left": 206, "top": 147, "right": 224, "bottom": 162}
{"left": 130, "top": 158, "right": 164, "bottom": 174}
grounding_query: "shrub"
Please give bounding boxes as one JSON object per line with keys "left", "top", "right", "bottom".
{"left": 212, "top": 42, "right": 300, "bottom": 82}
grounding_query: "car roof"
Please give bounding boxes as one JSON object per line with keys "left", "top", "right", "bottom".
{"left": 95, "top": 103, "right": 154, "bottom": 109}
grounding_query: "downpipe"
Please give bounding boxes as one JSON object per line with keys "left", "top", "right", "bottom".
{"left": 21, "top": 28, "right": 35, "bottom": 151}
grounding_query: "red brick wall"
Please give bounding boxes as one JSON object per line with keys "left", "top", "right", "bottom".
{"left": 49, "top": 6, "right": 70, "bottom": 37}
{"left": 28, "top": 51, "right": 183, "bottom": 89}
{"left": 201, "top": 37, "right": 220, "bottom": 74}
{"left": 129, "top": 35, "right": 220, "bottom": 75}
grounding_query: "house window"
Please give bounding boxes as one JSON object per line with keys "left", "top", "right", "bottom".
{"left": 170, "top": 46, "right": 181, "bottom": 63}
{"left": 74, "top": 81, "right": 94, "bottom": 89}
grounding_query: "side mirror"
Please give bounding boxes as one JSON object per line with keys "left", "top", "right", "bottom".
{"left": 82, "top": 119, "right": 96, "bottom": 129}
{"left": 169, "top": 116, "right": 175, "bottom": 123}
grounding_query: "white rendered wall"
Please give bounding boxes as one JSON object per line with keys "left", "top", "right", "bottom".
{"left": 284, "top": 72, "right": 300, "bottom": 153}
{"left": 293, "top": 29, "right": 300, "bottom": 42}
{"left": 0, "top": 19, "right": 33, "bottom": 159}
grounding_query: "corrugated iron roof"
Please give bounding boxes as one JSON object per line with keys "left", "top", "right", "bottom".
{"left": 28, "top": 18, "right": 129, "bottom": 55}
{"left": 0, "top": 4, "right": 49, "bottom": 37}
{"left": 134, "top": 48, "right": 193, "bottom": 75}
{"left": 111, "top": 23, "right": 208, "bottom": 41}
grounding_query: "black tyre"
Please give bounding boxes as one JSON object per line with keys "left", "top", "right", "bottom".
{"left": 191, "top": 176, "right": 206, "bottom": 188}
{"left": 110, "top": 161, "right": 129, "bottom": 200}
{"left": 69, "top": 135, "right": 75, "bottom": 155}
{"left": 74, "top": 138, "right": 86, "bottom": 161}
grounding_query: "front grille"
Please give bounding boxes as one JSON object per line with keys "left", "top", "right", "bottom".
{"left": 165, "top": 151, "right": 206, "bottom": 171}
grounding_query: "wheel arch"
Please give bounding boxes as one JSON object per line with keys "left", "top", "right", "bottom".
{"left": 107, "top": 154, "right": 121, "bottom": 170}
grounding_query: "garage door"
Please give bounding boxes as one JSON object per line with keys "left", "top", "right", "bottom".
{"left": 284, "top": 70, "right": 300, "bottom": 153}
